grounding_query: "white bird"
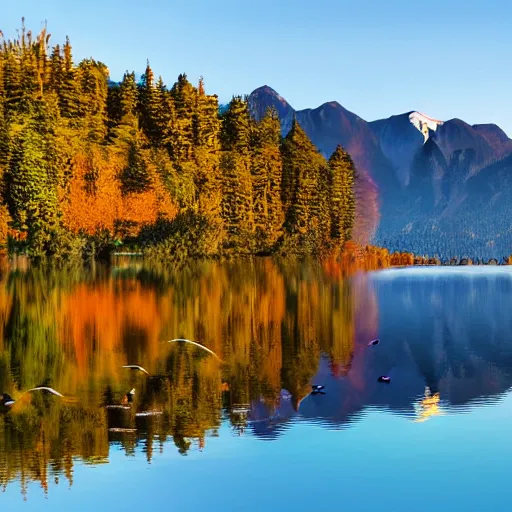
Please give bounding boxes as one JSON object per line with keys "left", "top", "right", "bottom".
{"left": 1, "top": 387, "right": 64, "bottom": 408}
{"left": 122, "top": 365, "right": 150, "bottom": 375}
{"left": 27, "top": 387, "right": 64, "bottom": 397}
{"left": 167, "top": 339, "right": 223, "bottom": 361}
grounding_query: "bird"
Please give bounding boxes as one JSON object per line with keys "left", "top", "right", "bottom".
{"left": 311, "top": 385, "right": 325, "bottom": 395}
{"left": 368, "top": 338, "right": 380, "bottom": 347}
{"left": 121, "top": 388, "right": 135, "bottom": 405}
{"left": 378, "top": 376, "right": 391, "bottom": 384}
{"left": 167, "top": 339, "right": 223, "bottom": 361}
{"left": 0, "top": 387, "right": 64, "bottom": 409}
{"left": 122, "top": 365, "right": 149, "bottom": 375}
{"left": 0, "top": 393, "right": 15, "bottom": 408}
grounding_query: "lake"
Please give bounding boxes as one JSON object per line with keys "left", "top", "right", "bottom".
{"left": 1, "top": 259, "right": 512, "bottom": 511}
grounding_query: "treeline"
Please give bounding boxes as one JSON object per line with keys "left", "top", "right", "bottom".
{"left": 0, "top": 22, "right": 357, "bottom": 261}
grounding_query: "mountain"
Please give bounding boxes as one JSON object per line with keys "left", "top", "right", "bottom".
{"left": 248, "top": 85, "right": 512, "bottom": 259}
{"left": 248, "top": 86, "right": 384, "bottom": 243}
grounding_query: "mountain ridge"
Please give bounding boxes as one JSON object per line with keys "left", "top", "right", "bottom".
{"left": 248, "top": 85, "right": 512, "bottom": 258}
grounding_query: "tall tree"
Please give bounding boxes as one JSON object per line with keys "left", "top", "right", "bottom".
{"left": 280, "top": 118, "right": 325, "bottom": 239}
{"left": 329, "top": 145, "right": 356, "bottom": 243}
{"left": 250, "top": 107, "right": 284, "bottom": 250}
{"left": 220, "top": 96, "right": 254, "bottom": 248}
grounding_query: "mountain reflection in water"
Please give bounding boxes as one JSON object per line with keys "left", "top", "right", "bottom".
{"left": 1, "top": 259, "right": 512, "bottom": 500}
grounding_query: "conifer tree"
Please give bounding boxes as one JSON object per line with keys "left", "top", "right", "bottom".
{"left": 280, "top": 118, "right": 325, "bottom": 238}
{"left": 193, "top": 77, "right": 222, "bottom": 217}
{"left": 4, "top": 100, "right": 65, "bottom": 256}
{"left": 59, "top": 36, "right": 80, "bottom": 119}
{"left": 75, "top": 59, "right": 109, "bottom": 140}
{"left": 329, "top": 145, "right": 356, "bottom": 242}
{"left": 220, "top": 96, "right": 254, "bottom": 247}
{"left": 250, "top": 107, "right": 284, "bottom": 249}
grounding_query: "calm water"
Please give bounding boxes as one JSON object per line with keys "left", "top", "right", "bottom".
{"left": 1, "top": 259, "right": 512, "bottom": 511}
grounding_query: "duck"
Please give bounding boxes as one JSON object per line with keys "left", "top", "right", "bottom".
{"left": 0, "top": 393, "right": 15, "bottom": 408}
{"left": 368, "top": 338, "right": 380, "bottom": 346}
{"left": 378, "top": 376, "right": 391, "bottom": 384}
{"left": 121, "top": 388, "right": 135, "bottom": 405}
{"left": 311, "top": 385, "right": 325, "bottom": 395}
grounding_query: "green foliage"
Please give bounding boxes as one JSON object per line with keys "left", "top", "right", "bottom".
{"left": 329, "top": 145, "right": 356, "bottom": 242}
{"left": 120, "top": 141, "right": 151, "bottom": 194}
{"left": 0, "top": 21, "right": 359, "bottom": 263}
{"left": 138, "top": 211, "right": 225, "bottom": 264}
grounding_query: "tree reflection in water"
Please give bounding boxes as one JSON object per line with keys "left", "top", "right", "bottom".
{"left": 0, "top": 255, "right": 373, "bottom": 496}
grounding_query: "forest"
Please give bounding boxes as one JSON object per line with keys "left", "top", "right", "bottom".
{"left": 0, "top": 22, "right": 358, "bottom": 262}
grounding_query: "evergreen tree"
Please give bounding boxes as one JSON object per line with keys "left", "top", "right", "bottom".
{"left": 120, "top": 141, "right": 151, "bottom": 194}
{"left": 220, "top": 96, "right": 254, "bottom": 248}
{"left": 59, "top": 37, "right": 80, "bottom": 119}
{"left": 193, "top": 77, "right": 222, "bottom": 217}
{"left": 111, "top": 71, "right": 139, "bottom": 144}
{"left": 329, "top": 145, "right": 356, "bottom": 242}
{"left": 171, "top": 73, "right": 196, "bottom": 161}
{"left": 280, "top": 118, "right": 325, "bottom": 238}
{"left": 250, "top": 107, "right": 284, "bottom": 249}
{"left": 4, "top": 100, "right": 65, "bottom": 257}
{"left": 75, "top": 59, "right": 109, "bottom": 140}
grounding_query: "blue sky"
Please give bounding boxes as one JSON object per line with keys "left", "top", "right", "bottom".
{"left": 3, "top": 0, "right": 511, "bottom": 135}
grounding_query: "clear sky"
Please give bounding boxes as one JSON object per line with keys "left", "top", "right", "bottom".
{"left": 3, "top": 0, "right": 511, "bottom": 135}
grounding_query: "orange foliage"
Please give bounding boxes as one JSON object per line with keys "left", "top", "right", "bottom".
{"left": 61, "top": 148, "right": 178, "bottom": 238}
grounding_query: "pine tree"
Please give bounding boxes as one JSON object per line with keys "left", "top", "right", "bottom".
{"left": 171, "top": 73, "right": 197, "bottom": 161}
{"left": 120, "top": 141, "right": 151, "bottom": 194}
{"left": 138, "top": 62, "right": 162, "bottom": 144}
{"left": 59, "top": 37, "right": 80, "bottom": 119}
{"left": 193, "top": 77, "right": 222, "bottom": 217}
{"left": 220, "top": 96, "right": 254, "bottom": 248}
{"left": 250, "top": 107, "right": 284, "bottom": 249}
{"left": 280, "top": 118, "right": 325, "bottom": 238}
{"left": 329, "top": 145, "right": 356, "bottom": 243}
{"left": 111, "top": 71, "right": 139, "bottom": 144}
{"left": 4, "top": 100, "right": 64, "bottom": 256}
{"left": 75, "top": 59, "right": 109, "bottom": 140}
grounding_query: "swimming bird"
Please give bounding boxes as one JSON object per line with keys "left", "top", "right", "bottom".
{"left": 122, "top": 365, "right": 149, "bottom": 375}
{"left": 167, "top": 338, "right": 223, "bottom": 361}
{"left": 0, "top": 393, "right": 15, "bottom": 408}
{"left": 368, "top": 338, "right": 380, "bottom": 346}
{"left": 378, "top": 376, "right": 391, "bottom": 384}
{"left": 121, "top": 388, "right": 135, "bottom": 405}
{"left": 312, "top": 385, "right": 325, "bottom": 395}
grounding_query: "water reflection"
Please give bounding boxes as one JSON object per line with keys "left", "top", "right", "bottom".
{"left": 0, "top": 260, "right": 512, "bottom": 499}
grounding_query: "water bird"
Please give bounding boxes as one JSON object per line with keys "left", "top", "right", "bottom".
{"left": 122, "top": 365, "right": 149, "bottom": 375}
{"left": 121, "top": 388, "right": 136, "bottom": 405}
{"left": 368, "top": 338, "right": 380, "bottom": 346}
{"left": 0, "top": 393, "right": 15, "bottom": 408}
{"left": 167, "top": 338, "right": 223, "bottom": 361}
{"left": 378, "top": 376, "right": 391, "bottom": 384}
{"left": 311, "top": 385, "right": 325, "bottom": 395}
{"left": 1, "top": 387, "right": 64, "bottom": 410}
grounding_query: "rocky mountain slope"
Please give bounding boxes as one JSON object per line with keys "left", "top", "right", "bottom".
{"left": 248, "top": 85, "right": 512, "bottom": 259}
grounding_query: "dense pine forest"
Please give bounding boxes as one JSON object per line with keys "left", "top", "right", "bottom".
{"left": 0, "top": 22, "right": 358, "bottom": 262}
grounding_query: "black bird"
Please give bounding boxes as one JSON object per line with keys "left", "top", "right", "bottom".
{"left": 0, "top": 393, "right": 15, "bottom": 408}
{"left": 378, "top": 376, "right": 391, "bottom": 384}
{"left": 368, "top": 338, "right": 380, "bottom": 346}
{"left": 312, "top": 385, "right": 325, "bottom": 395}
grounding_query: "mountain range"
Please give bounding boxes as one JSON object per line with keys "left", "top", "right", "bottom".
{"left": 247, "top": 86, "right": 512, "bottom": 259}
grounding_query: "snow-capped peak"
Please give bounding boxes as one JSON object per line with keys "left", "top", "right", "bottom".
{"left": 409, "top": 112, "right": 444, "bottom": 143}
